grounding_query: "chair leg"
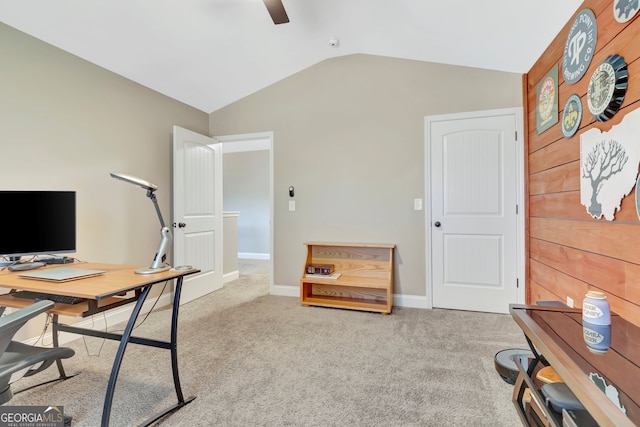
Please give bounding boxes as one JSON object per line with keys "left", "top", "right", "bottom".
{"left": 0, "top": 385, "right": 13, "bottom": 405}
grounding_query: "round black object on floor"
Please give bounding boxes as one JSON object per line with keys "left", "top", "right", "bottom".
{"left": 494, "top": 348, "right": 534, "bottom": 384}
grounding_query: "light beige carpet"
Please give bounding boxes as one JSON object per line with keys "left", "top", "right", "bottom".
{"left": 8, "top": 259, "right": 528, "bottom": 426}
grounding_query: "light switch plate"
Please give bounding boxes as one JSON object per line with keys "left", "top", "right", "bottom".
{"left": 289, "top": 200, "right": 296, "bottom": 211}
{"left": 414, "top": 198, "right": 423, "bottom": 210}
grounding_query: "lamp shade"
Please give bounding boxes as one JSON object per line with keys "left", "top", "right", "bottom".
{"left": 110, "top": 172, "right": 158, "bottom": 192}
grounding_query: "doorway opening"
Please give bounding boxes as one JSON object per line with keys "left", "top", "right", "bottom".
{"left": 216, "top": 132, "right": 274, "bottom": 294}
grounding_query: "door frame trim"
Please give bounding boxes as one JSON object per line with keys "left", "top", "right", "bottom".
{"left": 214, "top": 131, "right": 275, "bottom": 295}
{"left": 424, "top": 107, "right": 525, "bottom": 310}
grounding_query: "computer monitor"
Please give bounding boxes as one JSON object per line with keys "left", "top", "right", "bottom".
{"left": 0, "top": 191, "right": 76, "bottom": 263}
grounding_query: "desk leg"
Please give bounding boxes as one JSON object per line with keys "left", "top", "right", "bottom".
{"left": 101, "top": 278, "right": 195, "bottom": 427}
{"left": 141, "top": 276, "right": 196, "bottom": 426}
{"left": 170, "top": 276, "right": 186, "bottom": 402}
{"left": 101, "top": 285, "right": 151, "bottom": 427}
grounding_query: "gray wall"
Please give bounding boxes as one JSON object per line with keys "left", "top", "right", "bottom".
{"left": 209, "top": 54, "right": 523, "bottom": 297}
{"left": 222, "top": 213, "right": 239, "bottom": 274}
{"left": 223, "top": 150, "right": 270, "bottom": 255}
{"left": 1, "top": 23, "right": 208, "bottom": 264}
{"left": 1, "top": 23, "right": 208, "bottom": 335}
{"left": 2, "top": 19, "right": 523, "bottom": 303}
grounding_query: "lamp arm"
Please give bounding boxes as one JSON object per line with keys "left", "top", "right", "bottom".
{"left": 147, "top": 191, "right": 166, "bottom": 228}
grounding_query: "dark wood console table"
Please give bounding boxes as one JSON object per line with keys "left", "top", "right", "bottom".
{"left": 509, "top": 304, "right": 638, "bottom": 427}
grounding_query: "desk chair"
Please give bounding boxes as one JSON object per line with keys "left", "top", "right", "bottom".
{"left": 0, "top": 300, "right": 75, "bottom": 404}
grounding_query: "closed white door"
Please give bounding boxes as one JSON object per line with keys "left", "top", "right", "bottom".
{"left": 172, "top": 126, "right": 223, "bottom": 305}
{"left": 428, "top": 109, "right": 520, "bottom": 314}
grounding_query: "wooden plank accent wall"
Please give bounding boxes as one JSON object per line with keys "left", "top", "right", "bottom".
{"left": 525, "top": 0, "right": 640, "bottom": 325}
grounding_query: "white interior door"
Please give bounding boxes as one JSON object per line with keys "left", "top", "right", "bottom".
{"left": 428, "top": 109, "right": 521, "bottom": 314}
{"left": 173, "top": 126, "right": 223, "bottom": 305}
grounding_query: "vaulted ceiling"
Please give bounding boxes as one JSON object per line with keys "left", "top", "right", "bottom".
{"left": 1, "top": 0, "right": 583, "bottom": 113}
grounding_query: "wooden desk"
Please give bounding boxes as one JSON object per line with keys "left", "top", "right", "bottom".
{"left": 0, "top": 263, "right": 200, "bottom": 427}
{"left": 510, "top": 304, "right": 638, "bottom": 427}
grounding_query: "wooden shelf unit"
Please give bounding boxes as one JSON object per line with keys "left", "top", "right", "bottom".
{"left": 300, "top": 242, "right": 395, "bottom": 314}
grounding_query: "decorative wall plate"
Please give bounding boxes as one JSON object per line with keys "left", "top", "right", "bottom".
{"left": 536, "top": 65, "right": 558, "bottom": 134}
{"left": 587, "top": 54, "right": 628, "bottom": 122}
{"left": 538, "top": 77, "right": 555, "bottom": 121}
{"left": 562, "top": 94, "right": 582, "bottom": 138}
{"left": 563, "top": 9, "right": 597, "bottom": 85}
{"left": 614, "top": 0, "right": 639, "bottom": 23}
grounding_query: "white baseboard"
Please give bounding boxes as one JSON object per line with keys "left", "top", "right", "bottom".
{"left": 271, "top": 284, "right": 298, "bottom": 298}
{"left": 393, "top": 293, "right": 431, "bottom": 309}
{"left": 238, "top": 252, "right": 270, "bottom": 260}
{"left": 223, "top": 270, "right": 239, "bottom": 284}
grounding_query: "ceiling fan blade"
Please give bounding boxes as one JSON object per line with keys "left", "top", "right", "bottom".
{"left": 263, "top": 0, "right": 289, "bottom": 25}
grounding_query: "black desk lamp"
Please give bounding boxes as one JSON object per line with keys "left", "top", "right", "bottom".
{"left": 110, "top": 172, "right": 172, "bottom": 274}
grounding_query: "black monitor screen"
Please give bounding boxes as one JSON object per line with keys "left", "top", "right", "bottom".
{"left": 0, "top": 191, "right": 76, "bottom": 259}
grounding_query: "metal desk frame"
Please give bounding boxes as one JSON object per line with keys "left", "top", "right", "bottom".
{"left": 0, "top": 263, "right": 200, "bottom": 426}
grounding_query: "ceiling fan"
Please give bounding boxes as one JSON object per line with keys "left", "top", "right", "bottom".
{"left": 263, "top": 0, "right": 289, "bottom": 24}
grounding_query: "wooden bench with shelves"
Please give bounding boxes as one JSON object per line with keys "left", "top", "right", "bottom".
{"left": 300, "top": 242, "right": 395, "bottom": 314}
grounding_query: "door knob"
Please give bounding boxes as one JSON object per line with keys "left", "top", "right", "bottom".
{"left": 434, "top": 221, "right": 441, "bottom": 228}
{"left": 172, "top": 222, "right": 187, "bottom": 228}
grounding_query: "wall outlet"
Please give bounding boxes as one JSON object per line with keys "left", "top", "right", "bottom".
{"left": 566, "top": 296, "right": 574, "bottom": 308}
{"left": 414, "top": 198, "right": 423, "bottom": 211}
{"left": 289, "top": 200, "right": 296, "bottom": 211}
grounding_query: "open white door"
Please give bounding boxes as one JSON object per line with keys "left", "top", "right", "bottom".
{"left": 173, "top": 126, "right": 223, "bottom": 305}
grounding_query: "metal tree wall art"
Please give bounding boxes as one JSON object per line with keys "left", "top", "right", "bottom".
{"left": 582, "top": 140, "right": 628, "bottom": 218}
{"left": 580, "top": 108, "right": 640, "bottom": 220}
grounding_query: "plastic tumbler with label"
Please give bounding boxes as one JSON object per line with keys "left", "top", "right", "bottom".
{"left": 582, "top": 291, "right": 611, "bottom": 325}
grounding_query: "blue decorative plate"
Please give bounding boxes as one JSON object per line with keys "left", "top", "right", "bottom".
{"left": 562, "top": 94, "right": 582, "bottom": 138}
